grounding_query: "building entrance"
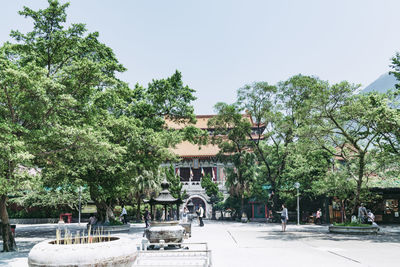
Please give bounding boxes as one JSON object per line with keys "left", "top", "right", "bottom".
{"left": 190, "top": 197, "right": 206, "bottom": 215}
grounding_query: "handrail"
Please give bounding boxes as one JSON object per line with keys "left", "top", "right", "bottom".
{"left": 136, "top": 242, "right": 212, "bottom": 266}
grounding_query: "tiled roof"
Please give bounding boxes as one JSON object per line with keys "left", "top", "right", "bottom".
{"left": 170, "top": 141, "right": 220, "bottom": 158}
{"left": 166, "top": 114, "right": 262, "bottom": 158}
{"left": 166, "top": 115, "right": 213, "bottom": 129}
{"left": 165, "top": 114, "right": 261, "bottom": 130}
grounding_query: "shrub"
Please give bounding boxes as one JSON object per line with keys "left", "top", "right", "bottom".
{"left": 109, "top": 218, "right": 123, "bottom": 226}
{"left": 333, "top": 222, "right": 371, "bottom": 227}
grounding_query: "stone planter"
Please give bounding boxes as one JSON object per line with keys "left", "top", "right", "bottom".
{"left": 28, "top": 236, "right": 137, "bottom": 267}
{"left": 145, "top": 221, "right": 184, "bottom": 243}
{"left": 180, "top": 222, "right": 192, "bottom": 237}
{"left": 329, "top": 225, "right": 380, "bottom": 234}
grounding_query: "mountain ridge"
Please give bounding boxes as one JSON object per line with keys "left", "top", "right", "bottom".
{"left": 361, "top": 72, "right": 398, "bottom": 94}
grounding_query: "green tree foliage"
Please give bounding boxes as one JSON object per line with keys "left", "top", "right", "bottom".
{"left": 0, "top": 0, "right": 197, "bottom": 251}
{"left": 10, "top": 174, "right": 90, "bottom": 212}
{"left": 1, "top": 0, "right": 122, "bottom": 250}
{"left": 234, "top": 78, "right": 330, "bottom": 211}
{"left": 201, "top": 174, "right": 223, "bottom": 219}
{"left": 208, "top": 103, "right": 257, "bottom": 216}
{"left": 303, "top": 79, "right": 386, "bottom": 213}
{"left": 214, "top": 74, "right": 397, "bottom": 220}
{"left": 165, "top": 165, "right": 185, "bottom": 199}
{"left": 390, "top": 52, "right": 400, "bottom": 92}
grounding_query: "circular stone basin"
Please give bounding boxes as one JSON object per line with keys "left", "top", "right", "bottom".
{"left": 329, "top": 225, "right": 380, "bottom": 235}
{"left": 145, "top": 221, "right": 185, "bottom": 243}
{"left": 28, "top": 236, "right": 137, "bottom": 267}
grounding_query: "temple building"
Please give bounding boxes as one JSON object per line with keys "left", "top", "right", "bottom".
{"left": 165, "top": 114, "right": 264, "bottom": 219}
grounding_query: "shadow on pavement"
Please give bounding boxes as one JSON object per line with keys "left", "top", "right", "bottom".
{"left": 256, "top": 230, "right": 400, "bottom": 244}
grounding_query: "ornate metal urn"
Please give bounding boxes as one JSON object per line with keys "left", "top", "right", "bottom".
{"left": 144, "top": 179, "right": 184, "bottom": 243}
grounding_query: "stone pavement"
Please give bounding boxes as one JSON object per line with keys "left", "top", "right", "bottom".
{"left": 1, "top": 221, "right": 400, "bottom": 266}
{"left": 189, "top": 221, "right": 400, "bottom": 267}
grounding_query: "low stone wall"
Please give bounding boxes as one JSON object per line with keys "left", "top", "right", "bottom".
{"left": 10, "top": 218, "right": 59, "bottom": 224}
{"left": 87, "top": 223, "right": 131, "bottom": 233}
{"left": 329, "top": 225, "right": 379, "bottom": 234}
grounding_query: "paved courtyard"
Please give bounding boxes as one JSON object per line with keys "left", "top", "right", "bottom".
{"left": 1, "top": 221, "right": 400, "bottom": 266}
{"left": 190, "top": 222, "right": 400, "bottom": 267}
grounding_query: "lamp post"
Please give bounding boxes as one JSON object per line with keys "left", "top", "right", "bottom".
{"left": 294, "top": 182, "right": 300, "bottom": 225}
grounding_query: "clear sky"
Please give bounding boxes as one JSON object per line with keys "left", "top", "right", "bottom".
{"left": 1, "top": 0, "right": 400, "bottom": 114}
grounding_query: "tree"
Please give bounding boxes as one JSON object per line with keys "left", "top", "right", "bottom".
{"left": 236, "top": 78, "right": 326, "bottom": 211}
{"left": 305, "top": 79, "right": 384, "bottom": 214}
{"left": 10, "top": 173, "right": 90, "bottom": 212}
{"left": 130, "top": 170, "right": 160, "bottom": 220}
{"left": 390, "top": 52, "right": 400, "bottom": 92}
{"left": 165, "top": 165, "right": 185, "bottom": 200}
{"left": 201, "top": 174, "right": 223, "bottom": 220}
{"left": 208, "top": 103, "right": 257, "bottom": 218}
{"left": 0, "top": 0, "right": 198, "bottom": 251}
{"left": 0, "top": 0, "right": 128, "bottom": 249}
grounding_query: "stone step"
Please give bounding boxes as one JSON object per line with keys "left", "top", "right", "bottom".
{"left": 134, "top": 262, "right": 207, "bottom": 267}
{"left": 138, "top": 252, "right": 208, "bottom": 257}
{"left": 134, "top": 254, "right": 209, "bottom": 266}
{"left": 133, "top": 263, "right": 208, "bottom": 267}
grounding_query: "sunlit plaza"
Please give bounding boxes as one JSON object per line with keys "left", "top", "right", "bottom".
{"left": 2, "top": 222, "right": 400, "bottom": 266}
{"left": 1, "top": 0, "right": 400, "bottom": 266}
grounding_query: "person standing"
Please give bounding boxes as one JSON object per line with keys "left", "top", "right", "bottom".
{"left": 358, "top": 203, "right": 368, "bottom": 224}
{"left": 120, "top": 205, "right": 128, "bottom": 224}
{"left": 182, "top": 207, "right": 188, "bottom": 223}
{"left": 143, "top": 207, "right": 150, "bottom": 228}
{"left": 280, "top": 204, "right": 288, "bottom": 232}
{"left": 316, "top": 208, "right": 322, "bottom": 225}
{"left": 88, "top": 214, "right": 97, "bottom": 226}
{"left": 198, "top": 205, "right": 204, "bottom": 227}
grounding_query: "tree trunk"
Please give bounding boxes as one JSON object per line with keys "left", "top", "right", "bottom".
{"left": 352, "top": 153, "right": 365, "bottom": 215}
{"left": 211, "top": 205, "right": 216, "bottom": 220}
{"left": 136, "top": 195, "right": 141, "bottom": 221}
{"left": 240, "top": 194, "right": 244, "bottom": 218}
{"left": 105, "top": 204, "right": 115, "bottom": 222}
{"left": 1, "top": 194, "right": 16, "bottom": 252}
{"left": 94, "top": 201, "right": 115, "bottom": 223}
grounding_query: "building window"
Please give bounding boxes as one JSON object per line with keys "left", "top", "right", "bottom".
{"left": 192, "top": 168, "right": 201, "bottom": 181}
{"left": 179, "top": 168, "right": 190, "bottom": 181}
{"left": 203, "top": 167, "right": 212, "bottom": 178}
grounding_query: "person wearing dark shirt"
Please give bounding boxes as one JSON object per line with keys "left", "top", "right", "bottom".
{"left": 143, "top": 207, "right": 150, "bottom": 228}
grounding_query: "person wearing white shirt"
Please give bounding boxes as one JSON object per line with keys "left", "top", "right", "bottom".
{"left": 120, "top": 205, "right": 128, "bottom": 224}
{"left": 197, "top": 205, "right": 204, "bottom": 227}
{"left": 367, "top": 210, "right": 375, "bottom": 225}
{"left": 280, "top": 204, "right": 289, "bottom": 232}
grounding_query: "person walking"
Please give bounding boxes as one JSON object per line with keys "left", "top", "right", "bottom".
{"left": 316, "top": 208, "right": 322, "bottom": 225}
{"left": 280, "top": 204, "right": 289, "bottom": 232}
{"left": 197, "top": 205, "right": 204, "bottom": 227}
{"left": 120, "top": 205, "right": 128, "bottom": 224}
{"left": 143, "top": 207, "right": 150, "bottom": 228}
